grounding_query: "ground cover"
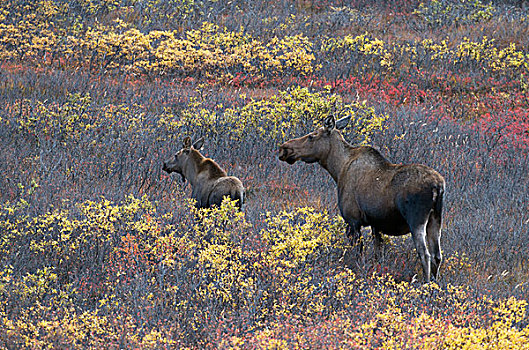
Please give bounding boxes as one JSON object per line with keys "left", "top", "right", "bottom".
{"left": 1, "top": 0, "right": 528, "bottom": 348}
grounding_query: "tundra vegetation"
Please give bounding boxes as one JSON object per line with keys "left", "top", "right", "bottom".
{"left": 1, "top": 0, "right": 529, "bottom": 348}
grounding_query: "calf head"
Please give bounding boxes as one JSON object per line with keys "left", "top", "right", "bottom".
{"left": 279, "top": 115, "right": 351, "bottom": 164}
{"left": 163, "top": 136, "right": 204, "bottom": 181}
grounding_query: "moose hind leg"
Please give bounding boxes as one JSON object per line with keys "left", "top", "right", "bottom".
{"left": 207, "top": 192, "right": 224, "bottom": 208}
{"left": 426, "top": 211, "right": 442, "bottom": 280}
{"left": 410, "top": 222, "right": 431, "bottom": 283}
{"left": 232, "top": 191, "right": 244, "bottom": 211}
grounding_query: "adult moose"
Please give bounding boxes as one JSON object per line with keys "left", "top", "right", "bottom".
{"left": 278, "top": 115, "right": 445, "bottom": 282}
{"left": 163, "top": 136, "right": 245, "bottom": 210}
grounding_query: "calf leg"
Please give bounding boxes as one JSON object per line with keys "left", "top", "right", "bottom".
{"left": 207, "top": 193, "right": 223, "bottom": 208}
{"left": 426, "top": 211, "right": 443, "bottom": 280}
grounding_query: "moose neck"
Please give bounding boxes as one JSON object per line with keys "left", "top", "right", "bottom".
{"left": 182, "top": 150, "right": 204, "bottom": 188}
{"left": 318, "top": 132, "right": 352, "bottom": 183}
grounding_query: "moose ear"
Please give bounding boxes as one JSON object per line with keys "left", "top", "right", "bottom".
{"left": 335, "top": 116, "right": 351, "bottom": 130}
{"left": 193, "top": 137, "right": 204, "bottom": 150}
{"left": 323, "top": 115, "right": 336, "bottom": 130}
{"left": 183, "top": 136, "right": 192, "bottom": 149}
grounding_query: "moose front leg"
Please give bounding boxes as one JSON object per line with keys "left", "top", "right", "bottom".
{"left": 372, "top": 227, "right": 384, "bottom": 260}
{"left": 346, "top": 222, "right": 363, "bottom": 257}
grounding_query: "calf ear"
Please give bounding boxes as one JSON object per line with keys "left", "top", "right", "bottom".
{"left": 193, "top": 137, "right": 205, "bottom": 150}
{"left": 183, "top": 136, "right": 192, "bottom": 149}
{"left": 335, "top": 116, "right": 351, "bottom": 130}
{"left": 323, "top": 115, "right": 336, "bottom": 130}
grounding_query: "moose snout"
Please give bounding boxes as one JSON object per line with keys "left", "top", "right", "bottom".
{"left": 278, "top": 146, "right": 288, "bottom": 161}
{"left": 162, "top": 162, "right": 170, "bottom": 173}
{"left": 278, "top": 144, "right": 292, "bottom": 160}
{"left": 278, "top": 144, "right": 297, "bottom": 164}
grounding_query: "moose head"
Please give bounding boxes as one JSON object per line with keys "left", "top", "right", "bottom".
{"left": 279, "top": 115, "right": 351, "bottom": 165}
{"left": 162, "top": 136, "right": 204, "bottom": 182}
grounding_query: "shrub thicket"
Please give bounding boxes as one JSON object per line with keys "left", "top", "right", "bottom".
{"left": 1, "top": 0, "right": 529, "bottom": 348}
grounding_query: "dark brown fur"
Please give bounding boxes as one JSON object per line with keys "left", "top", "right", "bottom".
{"left": 279, "top": 115, "right": 445, "bottom": 282}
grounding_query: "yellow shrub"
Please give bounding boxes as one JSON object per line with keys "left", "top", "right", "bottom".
{"left": 165, "top": 86, "right": 388, "bottom": 144}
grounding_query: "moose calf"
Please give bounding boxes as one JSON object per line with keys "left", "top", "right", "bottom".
{"left": 163, "top": 137, "right": 245, "bottom": 210}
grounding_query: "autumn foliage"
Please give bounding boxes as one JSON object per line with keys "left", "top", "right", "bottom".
{"left": 1, "top": 0, "right": 529, "bottom": 348}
